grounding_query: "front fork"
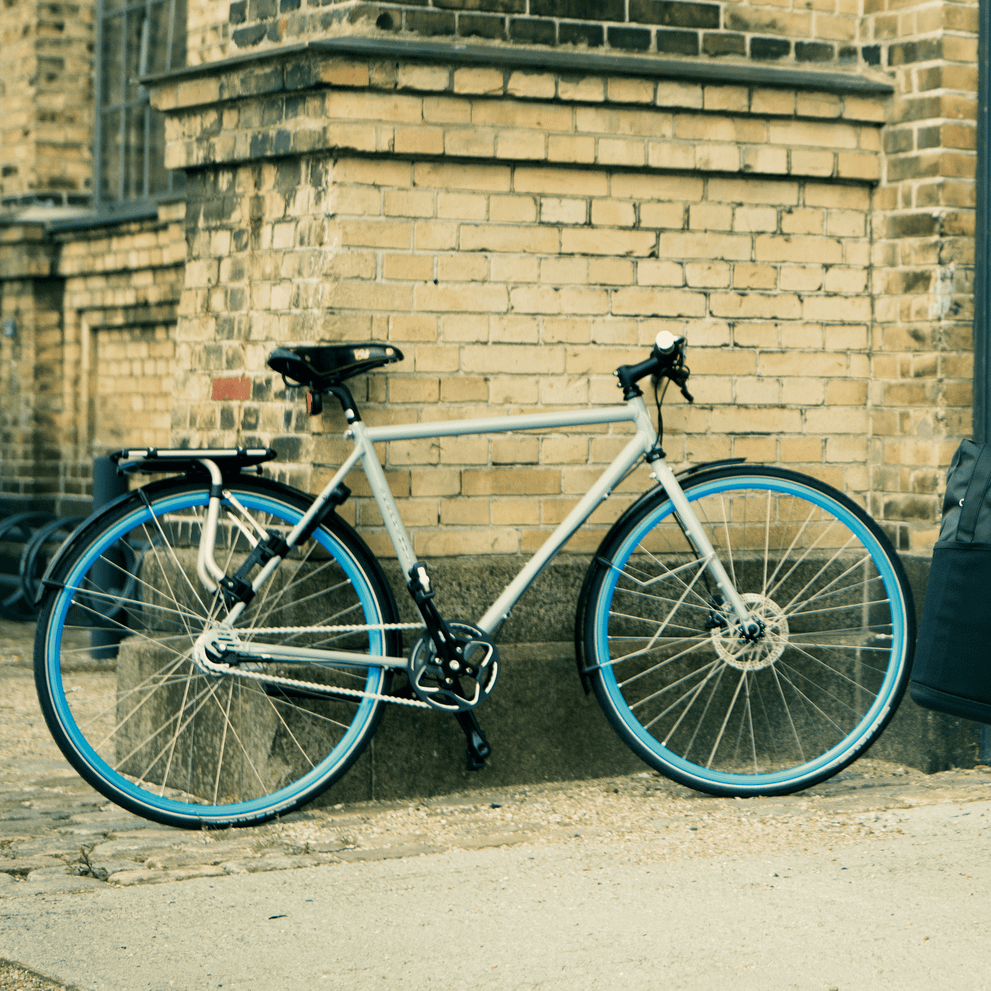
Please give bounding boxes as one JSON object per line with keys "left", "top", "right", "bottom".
{"left": 648, "top": 459, "right": 761, "bottom": 639}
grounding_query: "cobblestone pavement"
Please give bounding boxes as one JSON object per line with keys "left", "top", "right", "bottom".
{"left": 5, "top": 618, "right": 991, "bottom": 990}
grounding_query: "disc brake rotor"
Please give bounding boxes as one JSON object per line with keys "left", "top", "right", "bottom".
{"left": 710, "top": 592, "right": 789, "bottom": 671}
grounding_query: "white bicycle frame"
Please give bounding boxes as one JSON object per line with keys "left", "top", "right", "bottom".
{"left": 193, "top": 391, "right": 755, "bottom": 669}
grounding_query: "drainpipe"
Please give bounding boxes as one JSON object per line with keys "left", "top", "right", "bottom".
{"left": 973, "top": 0, "right": 991, "bottom": 763}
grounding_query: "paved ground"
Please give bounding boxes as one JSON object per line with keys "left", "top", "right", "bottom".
{"left": 4, "top": 618, "right": 991, "bottom": 989}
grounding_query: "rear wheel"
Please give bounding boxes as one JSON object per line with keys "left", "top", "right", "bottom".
{"left": 582, "top": 466, "right": 915, "bottom": 796}
{"left": 34, "top": 477, "right": 399, "bottom": 828}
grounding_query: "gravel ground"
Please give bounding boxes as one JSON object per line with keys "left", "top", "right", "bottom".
{"left": 5, "top": 618, "right": 991, "bottom": 990}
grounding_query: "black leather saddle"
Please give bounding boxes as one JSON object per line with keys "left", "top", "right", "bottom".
{"left": 268, "top": 344, "right": 404, "bottom": 390}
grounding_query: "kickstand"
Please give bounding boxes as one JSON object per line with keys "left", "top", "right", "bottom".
{"left": 455, "top": 710, "right": 492, "bottom": 771}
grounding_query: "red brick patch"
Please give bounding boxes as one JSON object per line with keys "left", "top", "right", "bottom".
{"left": 211, "top": 376, "right": 251, "bottom": 401}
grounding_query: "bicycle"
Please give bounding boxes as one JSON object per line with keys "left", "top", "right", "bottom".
{"left": 34, "top": 333, "right": 916, "bottom": 828}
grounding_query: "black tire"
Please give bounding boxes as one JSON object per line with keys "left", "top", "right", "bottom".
{"left": 34, "top": 477, "right": 400, "bottom": 828}
{"left": 581, "top": 465, "right": 915, "bottom": 796}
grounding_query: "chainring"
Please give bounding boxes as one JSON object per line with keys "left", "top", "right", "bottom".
{"left": 408, "top": 622, "right": 500, "bottom": 712}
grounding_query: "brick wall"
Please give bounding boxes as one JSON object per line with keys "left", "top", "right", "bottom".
{"left": 225, "top": 0, "right": 872, "bottom": 70}
{"left": 0, "top": 0, "right": 95, "bottom": 205}
{"left": 0, "top": 208, "right": 186, "bottom": 514}
{"left": 154, "top": 51, "right": 890, "bottom": 558}
{"left": 866, "top": 0, "right": 978, "bottom": 552}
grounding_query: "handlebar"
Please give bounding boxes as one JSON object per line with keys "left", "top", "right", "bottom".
{"left": 615, "top": 332, "right": 693, "bottom": 403}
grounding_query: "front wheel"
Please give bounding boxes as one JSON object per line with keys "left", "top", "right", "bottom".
{"left": 582, "top": 465, "right": 915, "bottom": 797}
{"left": 34, "top": 477, "right": 400, "bottom": 828}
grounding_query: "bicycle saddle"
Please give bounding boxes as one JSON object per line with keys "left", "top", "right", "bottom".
{"left": 268, "top": 344, "right": 404, "bottom": 389}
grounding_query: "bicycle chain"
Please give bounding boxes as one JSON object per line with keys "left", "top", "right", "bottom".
{"left": 192, "top": 623, "right": 434, "bottom": 709}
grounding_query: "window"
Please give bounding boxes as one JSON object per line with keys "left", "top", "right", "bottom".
{"left": 95, "top": 0, "right": 187, "bottom": 206}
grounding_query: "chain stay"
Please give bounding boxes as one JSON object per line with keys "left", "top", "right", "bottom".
{"left": 193, "top": 622, "right": 432, "bottom": 708}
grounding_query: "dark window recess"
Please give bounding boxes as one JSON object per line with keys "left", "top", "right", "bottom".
{"left": 656, "top": 29, "right": 699, "bottom": 56}
{"left": 95, "top": 0, "right": 187, "bottom": 207}
{"left": 750, "top": 37, "right": 790, "bottom": 61}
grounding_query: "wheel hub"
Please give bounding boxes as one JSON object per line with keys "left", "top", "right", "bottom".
{"left": 710, "top": 593, "right": 789, "bottom": 671}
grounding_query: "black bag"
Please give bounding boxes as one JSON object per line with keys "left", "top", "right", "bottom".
{"left": 910, "top": 438, "right": 991, "bottom": 722}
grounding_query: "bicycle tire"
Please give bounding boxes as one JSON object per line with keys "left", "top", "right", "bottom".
{"left": 581, "top": 465, "right": 915, "bottom": 797}
{"left": 34, "top": 476, "right": 400, "bottom": 828}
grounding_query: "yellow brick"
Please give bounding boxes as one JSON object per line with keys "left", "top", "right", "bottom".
{"left": 796, "top": 92, "right": 843, "bottom": 119}
{"left": 656, "top": 80, "right": 703, "bottom": 110}
{"left": 733, "top": 206, "right": 778, "bottom": 233}
{"left": 325, "top": 90, "right": 422, "bottom": 125}
{"left": 779, "top": 323, "right": 825, "bottom": 349}
{"left": 761, "top": 350, "right": 845, "bottom": 376}
{"left": 755, "top": 234, "right": 842, "bottom": 264}
{"left": 335, "top": 219, "right": 411, "bottom": 249}
{"left": 492, "top": 437, "right": 539, "bottom": 463}
{"left": 640, "top": 202, "right": 687, "bottom": 229}
{"left": 589, "top": 258, "right": 634, "bottom": 285}
{"left": 703, "top": 85, "right": 749, "bottom": 113}
{"left": 414, "top": 161, "right": 511, "bottom": 192}
{"left": 441, "top": 498, "right": 490, "bottom": 526}
{"left": 453, "top": 67, "right": 505, "bottom": 95}
{"left": 415, "top": 529, "right": 521, "bottom": 556}
{"left": 492, "top": 498, "right": 542, "bottom": 526}
{"left": 445, "top": 128, "right": 496, "bottom": 158}
{"left": 491, "top": 314, "right": 540, "bottom": 342}
{"left": 416, "top": 282, "right": 508, "bottom": 313}
{"left": 389, "top": 314, "right": 437, "bottom": 342}
{"left": 396, "top": 64, "right": 451, "bottom": 92}
{"left": 647, "top": 142, "right": 696, "bottom": 171}
{"left": 742, "top": 146, "right": 789, "bottom": 175}
{"left": 824, "top": 267, "right": 868, "bottom": 293}
{"left": 462, "top": 344, "right": 565, "bottom": 375}
{"left": 496, "top": 130, "right": 547, "bottom": 160}
{"left": 540, "top": 198, "right": 587, "bottom": 225}
{"left": 780, "top": 265, "right": 824, "bottom": 291}
{"left": 591, "top": 200, "right": 636, "bottom": 227}
{"left": 437, "top": 254, "right": 488, "bottom": 282}
{"left": 675, "top": 114, "right": 765, "bottom": 144}
{"left": 561, "top": 229, "right": 655, "bottom": 256}
{"left": 558, "top": 76, "right": 605, "bottom": 102}
{"left": 658, "top": 231, "right": 751, "bottom": 261}
{"left": 751, "top": 89, "right": 796, "bottom": 116}
{"left": 383, "top": 189, "right": 435, "bottom": 218}
{"left": 637, "top": 260, "right": 685, "bottom": 286}
{"left": 437, "top": 192, "right": 488, "bottom": 220}
{"left": 490, "top": 255, "right": 540, "bottom": 282}
{"left": 543, "top": 318, "right": 591, "bottom": 344}
{"left": 597, "top": 138, "right": 646, "bottom": 167}
{"left": 607, "top": 77, "right": 656, "bottom": 104}
{"left": 541, "top": 256, "right": 588, "bottom": 284}
{"left": 689, "top": 203, "right": 733, "bottom": 231}
{"left": 781, "top": 378, "right": 826, "bottom": 405}
{"left": 576, "top": 105, "right": 674, "bottom": 139}
{"left": 439, "top": 436, "right": 488, "bottom": 464}
{"left": 709, "top": 177, "right": 799, "bottom": 206}
{"left": 319, "top": 60, "right": 370, "bottom": 88}
{"left": 734, "top": 436, "right": 778, "bottom": 462}
{"left": 383, "top": 254, "right": 433, "bottom": 281}
{"left": 710, "top": 292, "right": 802, "bottom": 320}
{"left": 710, "top": 406, "right": 803, "bottom": 434}
{"left": 423, "top": 95, "right": 472, "bottom": 124}
{"left": 515, "top": 166, "right": 608, "bottom": 196}
{"left": 461, "top": 224, "right": 560, "bottom": 253}
{"left": 805, "top": 407, "right": 868, "bottom": 434}
{"left": 463, "top": 468, "right": 560, "bottom": 495}
{"left": 540, "top": 376, "right": 589, "bottom": 405}
{"left": 394, "top": 126, "right": 445, "bottom": 155}
{"left": 780, "top": 437, "right": 823, "bottom": 463}
{"left": 441, "top": 377, "right": 488, "bottom": 403}
{"left": 790, "top": 149, "right": 835, "bottom": 177}
{"left": 472, "top": 100, "right": 573, "bottom": 132}
{"left": 488, "top": 376, "right": 539, "bottom": 404}
{"left": 413, "top": 221, "right": 458, "bottom": 251}
{"left": 542, "top": 436, "right": 589, "bottom": 463}
{"left": 686, "top": 262, "right": 731, "bottom": 288}
{"left": 507, "top": 71, "right": 557, "bottom": 99}
{"left": 612, "top": 288, "right": 705, "bottom": 317}
{"left": 836, "top": 152, "right": 880, "bottom": 181}
{"left": 611, "top": 173, "right": 703, "bottom": 201}
{"left": 782, "top": 207, "right": 825, "bottom": 237}
{"left": 803, "top": 295, "right": 871, "bottom": 322}
{"left": 547, "top": 135, "right": 597, "bottom": 163}
{"left": 389, "top": 377, "right": 439, "bottom": 403}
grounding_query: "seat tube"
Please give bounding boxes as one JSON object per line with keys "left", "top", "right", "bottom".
{"left": 349, "top": 420, "right": 419, "bottom": 575}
